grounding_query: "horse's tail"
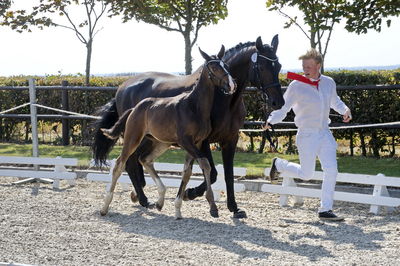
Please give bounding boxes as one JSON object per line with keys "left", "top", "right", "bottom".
{"left": 92, "top": 99, "right": 119, "bottom": 167}
{"left": 101, "top": 108, "right": 133, "bottom": 140}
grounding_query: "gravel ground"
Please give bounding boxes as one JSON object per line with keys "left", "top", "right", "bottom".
{"left": 1, "top": 176, "right": 400, "bottom": 266}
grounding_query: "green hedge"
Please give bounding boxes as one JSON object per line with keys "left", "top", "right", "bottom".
{"left": 1, "top": 69, "right": 399, "bottom": 157}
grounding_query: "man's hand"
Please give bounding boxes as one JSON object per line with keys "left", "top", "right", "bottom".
{"left": 262, "top": 122, "right": 271, "bottom": 130}
{"left": 343, "top": 109, "right": 352, "bottom": 123}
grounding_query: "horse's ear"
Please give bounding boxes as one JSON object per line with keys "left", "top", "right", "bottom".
{"left": 256, "top": 36, "right": 263, "bottom": 51}
{"left": 199, "top": 47, "right": 212, "bottom": 61}
{"left": 271, "top": 34, "right": 279, "bottom": 54}
{"left": 217, "top": 45, "right": 225, "bottom": 59}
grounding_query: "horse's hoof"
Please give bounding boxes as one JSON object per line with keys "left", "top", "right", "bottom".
{"left": 183, "top": 188, "right": 197, "bottom": 201}
{"left": 210, "top": 209, "right": 219, "bottom": 218}
{"left": 130, "top": 192, "right": 138, "bottom": 203}
{"left": 155, "top": 203, "right": 163, "bottom": 211}
{"left": 175, "top": 216, "right": 183, "bottom": 220}
{"left": 100, "top": 210, "right": 107, "bottom": 216}
{"left": 233, "top": 209, "right": 247, "bottom": 219}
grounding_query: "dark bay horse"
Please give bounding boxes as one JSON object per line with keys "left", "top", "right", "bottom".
{"left": 92, "top": 35, "right": 285, "bottom": 218}
{"left": 99, "top": 47, "right": 236, "bottom": 219}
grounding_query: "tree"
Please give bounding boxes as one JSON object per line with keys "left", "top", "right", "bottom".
{"left": 2, "top": 0, "right": 108, "bottom": 85}
{"left": 266, "top": 0, "right": 399, "bottom": 71}
{"left": 106, "top": 0, "right": 228, "bottom": 74}
{"left": 345, "top": 0, "right": 400, "bottom": 34}
{"left": 0, "top": 1, "right": 12, "bottom": 18}
{"left": 266, "top": 0, "right": 347, "bottom": 72}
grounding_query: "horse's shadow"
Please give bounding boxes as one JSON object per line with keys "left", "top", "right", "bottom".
{"left": 100, "top": 208, "right": 333, "bottom": 261}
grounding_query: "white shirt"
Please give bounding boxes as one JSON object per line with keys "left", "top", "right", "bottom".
{"left": 267, "top": 74, "right": 349, "bottom": 129}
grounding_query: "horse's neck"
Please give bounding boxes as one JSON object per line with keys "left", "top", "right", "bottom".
{"left": 224, "top": 48, "right": 255, "bottom": 104}
{"left": 188, "top": 68, "right": 215, "bottom": 119}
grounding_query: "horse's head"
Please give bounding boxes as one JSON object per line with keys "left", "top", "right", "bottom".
{"left": 249, "top": 35, "right": 285, "bottom": 110}
{"left": 199, "top": 46, "right": 237, "bottom": 95}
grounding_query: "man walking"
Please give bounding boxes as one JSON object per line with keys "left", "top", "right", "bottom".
{"left": 264, "top": 48, "right": 352, "bottom": 221}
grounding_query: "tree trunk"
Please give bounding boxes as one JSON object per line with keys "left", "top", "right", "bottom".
{"left": 359, "top": 131, "right": 367, "bottom": 157}
{"left": 390, "top": 135, "right": 396, "bottom": 157}
{"left": 85, "top": 39, "right": 93, "bottom": 86}
{"left": 259, "top": 134, "right": 266, "bottom": 154}
{"left": 349, "top": 130, "right": 354, "bottom": 156}
{"left": 183, "top": 34, "right": 192, "bottom": 74}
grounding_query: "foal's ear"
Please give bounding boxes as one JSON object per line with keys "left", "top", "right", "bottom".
{"left": 217, "top": 45, "right": 225, "bottom": 59}
{"left": 271, "top": 34, "right": 279, "bottom": 54}
{"left": 256, "top": 36, "right": 263, "bottom": 51}
{"left": 199, "top": 47, "right": 212, "bottom": 61}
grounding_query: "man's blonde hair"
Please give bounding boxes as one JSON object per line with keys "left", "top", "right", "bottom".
{"left": 299, "top": 48, "right": 323, "bottom": 65}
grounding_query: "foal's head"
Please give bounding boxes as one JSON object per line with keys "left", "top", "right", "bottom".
{"left": 249, "top": 35, "right": 285, "bottom": 110}
{"left": 199, "top": 46, "right": 236, "bottom": 96}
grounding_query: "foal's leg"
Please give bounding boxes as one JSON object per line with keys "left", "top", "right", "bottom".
{"left": 181, "top": 140, "right": 218, "bottom": 218}
{"left": 174, "top": 154, "right": 194, "bottom": 219}
{"left": 139, "top": 142, "right": 170, "bottom": 211}
{"left": 100, "top": 154, "right": 126, "bottom": 216}
{"left": 185, "top": 140, "right": 218, "bottom": 201}
{"left": 100, "top": 117, "right": 146, "bottom": 216}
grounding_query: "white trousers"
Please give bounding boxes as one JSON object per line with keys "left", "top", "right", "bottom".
{"left": 275, "top": 129, "right": 338, "bottom": 212}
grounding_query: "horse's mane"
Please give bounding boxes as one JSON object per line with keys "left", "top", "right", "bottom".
{"left": 223, "top": 42, "right": 255, "bottom": 65}
{"left": 223, "top": 41, "right": 275, "bottom": 66}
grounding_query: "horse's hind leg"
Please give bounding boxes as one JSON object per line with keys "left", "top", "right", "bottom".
{"left": 174, "top": 154, "right": 194, "bottom": 219}
{"left": 125, "top": 153, "right": 152, "bottom": 208}
{"left": 139, "top": 142, "right": 170, "bottom": 211}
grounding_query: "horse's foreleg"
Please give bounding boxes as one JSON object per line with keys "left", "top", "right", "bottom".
{"left": 100, "top": 156, "right": 125, "bottom": 216}
{"left": 221, "top": 140, "right": 247, "bottom": 219}
{"left": 185, "top": 140, "right": 217, "bottom": 200}
{"left": 196, "top": 157, "right": 218, "bottom": 218}
{"left": 175, "top": 155, "right": 194, "bottom": 219}
{"left": 181, "top": 139, "right": 218, "bottom": 218}
{"left": 140, "top": 142, "right": 169, "bottom": 211}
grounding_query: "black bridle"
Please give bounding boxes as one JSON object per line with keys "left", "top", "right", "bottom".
{"left": 251, "top": 52, "right": 280, "bottom": 151}
{"left": 205, "top": 59, "right": 233, "bottom": 95}
{"left": 251, "top": 52, "right": 281, "bottom": 95}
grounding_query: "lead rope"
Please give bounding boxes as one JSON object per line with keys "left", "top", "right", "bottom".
{"left": 262, "top": 93, "right": 278, "bottom": 152}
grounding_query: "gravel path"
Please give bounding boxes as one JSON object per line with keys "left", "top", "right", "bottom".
{"left": 1, "top": 176, "right": 399, "bottom": 265}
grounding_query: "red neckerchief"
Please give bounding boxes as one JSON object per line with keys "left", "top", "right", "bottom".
{"left": 287, "top": 72, "right": 319, "bottom": 90}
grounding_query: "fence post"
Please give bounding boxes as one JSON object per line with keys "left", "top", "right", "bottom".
{"left": 61, "top": 80, "right": 70, "bottom": 145}
{"left": 29, "top": 79, "right": 39, "bottom": 158}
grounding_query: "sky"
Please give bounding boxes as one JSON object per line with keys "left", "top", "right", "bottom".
{"left": 1, "top": 0, "right": 399, "bottom": 76}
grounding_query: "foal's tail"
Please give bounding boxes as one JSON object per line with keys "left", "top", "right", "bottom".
{"left": 101, "top": 108, "right": 133, "bottom": 140}
{"left": 92, "top": 99, "right": 119, "bottom": 167}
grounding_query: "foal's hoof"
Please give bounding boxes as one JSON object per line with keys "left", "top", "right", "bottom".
{"left": 210, "top": 209, "right": 219, "bottom": 218}
{"left": 233, "top": 209, "right": 247, "bottom": 219}
{"left": 155, "top": 203, "right": 163, "bottom": 211}
{"left": 130, "top": 192, "right": 138, "bottom": 203}
{"left": 100, "top": 210, "right": 108, "bottom": 216}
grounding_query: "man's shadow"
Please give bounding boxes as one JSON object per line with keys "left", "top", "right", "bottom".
{"left": 100, "top": 208, "right": 333, "bottom": 261}
{"left": 283, "top": 218, "right": 386, "bottom": 251}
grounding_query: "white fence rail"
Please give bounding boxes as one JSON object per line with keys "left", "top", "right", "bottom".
{"left": 0, "top": 156, "right": 78, "bottom": 189}
{"left": 261, "top": 168, "right": 400, "bottom": 214}
{"left": 1, "top": 155, "right": 399, "bottom": 214}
